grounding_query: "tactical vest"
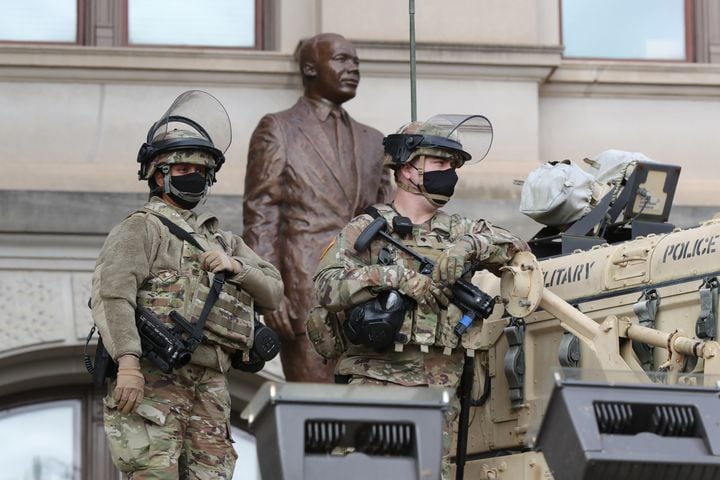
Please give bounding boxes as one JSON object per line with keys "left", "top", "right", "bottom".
{"left": 135, "top": 203, "right": 255, "bottom": 355}
{"left": 307, "top": 204, "right": 485, "bottom": 359}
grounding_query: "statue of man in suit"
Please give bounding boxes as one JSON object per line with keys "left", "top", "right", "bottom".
{"left": 243, "top": 33, "right": 393, "bottom": 382}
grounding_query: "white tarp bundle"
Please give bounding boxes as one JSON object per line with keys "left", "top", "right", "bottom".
{"left": 519, "top": 161, "right": 597, "bottom": 226}
{"left": 520, "top": 150, "right": 655, "bottom": 227}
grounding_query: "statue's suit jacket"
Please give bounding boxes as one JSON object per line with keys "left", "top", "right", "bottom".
{"left": 243, "top": 96, "right": 393, "bottom": 331}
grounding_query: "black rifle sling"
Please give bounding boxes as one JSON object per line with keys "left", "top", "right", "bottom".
{"left": 149, "top": 212, "right": 205, "bottom": 252}
{"left": 148, "top": 212, "right": 226, "bottom": 346}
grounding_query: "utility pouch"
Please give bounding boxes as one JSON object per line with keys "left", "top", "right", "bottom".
{"left": 306, "top": 305, "right": 347, "bottom": 360}
{"left": 230, "top": 313, "right": 281, "bottom": 372}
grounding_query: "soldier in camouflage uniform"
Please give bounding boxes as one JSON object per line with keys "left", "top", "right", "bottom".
{"left": 312, "top": 115, "right": 528, "bottom": 480}
{"left": 92, "top": 91, "right": 283, "bottom": 479}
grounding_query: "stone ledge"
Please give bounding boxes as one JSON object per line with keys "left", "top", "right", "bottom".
{"left": 0, "top": 44, "right": 299, "bottom": 86}
{"left": 544, "top": 60, "right": 720, "bottom": 98}
{"left": 0, "top": 42, "right": 562, "bottom": 84}
{"left": 4, "top": 43, "right": 720, "bottom": 95}
{"left": 1, "top": 190, "right": 717, "bottom": 241}
{"left": 0, "top": 190, "right": 244, "bottom": 235}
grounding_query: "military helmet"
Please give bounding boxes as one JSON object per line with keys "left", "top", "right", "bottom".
{"left": 137, "top": 90, "right": 231, "bottom": 184}
{"left": 141, "top": 129, "right": 220, "bottom": 181}
{"left": 383, "top": 114, "right": 493, "bottom": 169}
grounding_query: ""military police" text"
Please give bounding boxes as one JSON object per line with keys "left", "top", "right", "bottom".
{"left": 661, "top": 234, "right": 720, "bottom": 263}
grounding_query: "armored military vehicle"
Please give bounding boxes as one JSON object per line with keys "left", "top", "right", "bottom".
{"left": 463, "top": 153, "right": 720, "bottom": 479}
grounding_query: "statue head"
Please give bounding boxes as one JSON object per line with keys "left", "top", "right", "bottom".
{"left": 299, "top": 33, "right": 359, "bottom": 106}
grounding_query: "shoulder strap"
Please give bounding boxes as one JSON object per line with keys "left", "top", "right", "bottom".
{"left": 365, "top": 204, "right": 396, "bottom": 220}
{"left": 147, "top": 212, "right": 205, "bottom": 252}
{"left": 364, "top": 205, "right": 382, "bottom": 219}
{"left": 364, "top": 204, "right": 405, "bottom": 234}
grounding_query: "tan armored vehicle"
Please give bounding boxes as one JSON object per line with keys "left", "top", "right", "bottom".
{"left": 463, "top": 154, "right": 720, "bottom": 479}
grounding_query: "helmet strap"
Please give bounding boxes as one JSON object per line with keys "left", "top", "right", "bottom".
{"left": 161, "top": 165, "right": 172, "bottom": 195}
{"left": 400, "top": 156, "right": 451, "bottom": 207}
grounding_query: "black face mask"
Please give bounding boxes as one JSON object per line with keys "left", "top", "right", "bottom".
{"left": 167, "top": 172, "right": 207, "bottom": 209}
{"left": 423, "top": 169, "right": 458, "bottom": 198}
{"left": 171, "top": 172, "right": 206, "bottom": 194}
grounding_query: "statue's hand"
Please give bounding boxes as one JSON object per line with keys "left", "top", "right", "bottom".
{"left": 263, "top": 296, "right": 295, "bottom": 340}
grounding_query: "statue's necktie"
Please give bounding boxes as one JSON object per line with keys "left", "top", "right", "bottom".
{"left": 330, "top": 109, "right": 352, "bottom": 164}
{"left": 330, "top": 108, "right": 357, "bottom": 200}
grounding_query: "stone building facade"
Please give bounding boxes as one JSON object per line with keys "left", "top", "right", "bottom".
{"left": 2, "top": 1, "right": 720, "bottom": 477}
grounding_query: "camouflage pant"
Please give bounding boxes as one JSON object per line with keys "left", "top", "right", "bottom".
{"left": 104, "top": 360, "right": 237, "bottom": 479}
{"left": 348, "top": 376, "right": 460, "bottom": 480}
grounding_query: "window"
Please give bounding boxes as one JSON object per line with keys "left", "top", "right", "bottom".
{"left": 0, "top": 0, "right": 79, "bottom": 43}
{"left": 0, "top": 387, "right": 117, "bottom": 479}
{"left": 0, "top": 400, "right": 82, "bottom": 479}
{"left": 0, "top": 0, "right": 263, "bottom": 49}
{"left": 0, "top": 387, "right": 261, "bottom": 479}
{"left": 561, "top": 0, "right": 692, "bottom": 60}
{"left": 127, "top": 0, "right": 257, "bottom": 48}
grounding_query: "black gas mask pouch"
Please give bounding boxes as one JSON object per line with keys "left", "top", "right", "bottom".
{"left": 343, "top": 290, "right": 409, "bottom": 352}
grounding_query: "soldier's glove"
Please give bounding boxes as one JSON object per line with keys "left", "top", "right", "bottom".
{"left": 432, "top": 236, "right": 477, "bottom": 286}
{"left": 397, "top": 268, "right": 449, "bottom": 314}
{"left": 200, "top": 250, "right": 243, "bottom": 274}
{"left": 114, "top": 354, "right": 145, "bottom": 414}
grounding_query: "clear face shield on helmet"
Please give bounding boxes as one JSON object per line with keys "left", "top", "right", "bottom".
{"left": 423, "top": 114, "right": 493, "bottom": 165}
{"left": 149, "top": 89, "right": 232, "bottom": 158}
{"left": 383, "top": 114, "right": 493, "bottom": 168}
{"left": 137, "top": 90, "right": 232, "bottom": 208}
{"left": 383, "top": 114, "right": 493, "bottom": 206}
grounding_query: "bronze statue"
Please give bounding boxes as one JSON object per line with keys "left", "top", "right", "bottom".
{"left": 243, "top": 33, "right": 393, "bottom": 382}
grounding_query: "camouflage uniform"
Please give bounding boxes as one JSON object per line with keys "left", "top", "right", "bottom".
{"left": 93, "top": 197, "right": 283, "bottom": 479}
{"left": 313, "top": 204, "right": 528, "bottom": 480}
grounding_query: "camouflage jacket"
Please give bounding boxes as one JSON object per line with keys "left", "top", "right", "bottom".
{"left": 313, "top": 204, "right": 528, "bottom": 385}
{"left": 91, "top": 197, "right": 283, "bottom": 371}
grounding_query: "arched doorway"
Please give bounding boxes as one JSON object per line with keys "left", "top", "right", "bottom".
{"left": 0, "top": 345, "right": 276, "bottom": 479}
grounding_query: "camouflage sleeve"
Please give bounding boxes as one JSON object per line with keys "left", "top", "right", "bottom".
{"left": 462, "top": 218, "right": 530, "bottom": 271}
{"left": 91, "top": 214, "right": 159, "bottom": 360}
{"left": 313, "top": 215, "right": 404, "bottom": 312}
{"left": 228, "top": 233, "right": 284, "bottom": 311}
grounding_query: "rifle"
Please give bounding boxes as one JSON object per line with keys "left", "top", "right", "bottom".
{"left": 85, "top": 304, "right": 204, "bottom": 384}
{"left": 135, "top": 306, "right": 198, "bottom": 374}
